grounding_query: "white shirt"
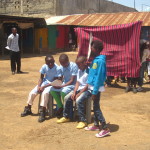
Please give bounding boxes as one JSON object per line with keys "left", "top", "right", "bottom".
{"left": 7, "top": 33, "right": 19, "bottom": 52}
{"left": 77, "top": 70, "right": 88, "bottom": 91}
{"left": 88, "top": 85, "right": 105, "bottom": 92}
{"left": 40, "top": 64, "right": 62, "bottom": 82}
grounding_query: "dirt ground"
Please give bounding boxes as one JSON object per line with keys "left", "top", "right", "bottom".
{"left": 0, "top": 52, "right": 150, "bottom": 150}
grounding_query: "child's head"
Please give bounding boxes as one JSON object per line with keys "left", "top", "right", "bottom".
{"left": 76, "top": 56, "right": 87, "bottom": 71}
{"left": 45, "top": 55, "right": 55, "bottom": 69}
{"left": 59, "top": 54, "right": 69, "bottom": 67}
{"left": 90, "top": 40, "right": 103, "bottom": 57}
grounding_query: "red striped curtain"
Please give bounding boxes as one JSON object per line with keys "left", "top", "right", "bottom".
{"left": 75, "top": 21, "right": 142, "bottom": 78}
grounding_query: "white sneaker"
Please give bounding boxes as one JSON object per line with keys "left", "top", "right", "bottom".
{"left": 137, "top": 87, "right": 143, "bottom": 92}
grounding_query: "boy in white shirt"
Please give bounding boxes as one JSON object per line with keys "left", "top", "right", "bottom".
{"left": 57, "top": 56, "right": 91, "bottom": 129}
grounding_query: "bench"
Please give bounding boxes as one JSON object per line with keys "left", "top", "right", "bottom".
{"left": 38, "top": 94, "right": 93, "bottom": 124}
{"left": 73, "top": 97, "right": 92, "bottom": 124}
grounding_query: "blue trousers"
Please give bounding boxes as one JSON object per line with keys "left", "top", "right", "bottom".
{"left": 63, "top": 90, "right": 91, "bottom": 122}
{"left": 93, "top": 92, "right": 106, "bottom": 127}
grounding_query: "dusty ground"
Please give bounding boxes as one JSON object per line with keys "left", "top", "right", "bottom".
{"left": 0, "top": 52, "right": 150, "bottom": 150}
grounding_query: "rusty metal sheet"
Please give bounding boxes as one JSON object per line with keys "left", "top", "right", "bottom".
{"left": 46, "top": 12, "right": 150, "bottom": 26}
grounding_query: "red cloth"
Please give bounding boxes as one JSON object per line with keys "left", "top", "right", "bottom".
{"left": 75, "top": 21, "right": 142, "bottom": 77}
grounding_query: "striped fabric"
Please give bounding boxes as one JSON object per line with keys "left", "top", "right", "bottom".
{"left": 75, "top": 21, "right": 142, "bottom": 77}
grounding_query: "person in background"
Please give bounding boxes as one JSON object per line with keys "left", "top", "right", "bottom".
{"left": 125, "top": 77, "right": 138, "bottom": 93}
{"left": 137, "top": 41, "right": 150, "bottom": 91}
{"left": 21, "top": 55, "right": 61, "bottom": 123}
{"left": 147, "top": 42, "right": 150, "bottom": 82}
{"left": 7, "top": 27, "right": 22, "bottom": 75}
{"left": 85, "top": 40, "right": 110, "bottom": 138}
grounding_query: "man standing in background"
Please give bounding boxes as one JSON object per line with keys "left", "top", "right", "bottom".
{"left": 7, "top": 27, "right": 23, "bottom": 75}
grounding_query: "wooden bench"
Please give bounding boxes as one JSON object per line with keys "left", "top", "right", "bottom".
{"left": 73, "top": 97, "right": 92, "bottom": 124}
{"left": 38, "top": 94, "right": 93, "bottom": 123}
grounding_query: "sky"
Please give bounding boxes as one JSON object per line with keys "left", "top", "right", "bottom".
{"left": 110, "top": 0, "right": 150, "bottom": 11}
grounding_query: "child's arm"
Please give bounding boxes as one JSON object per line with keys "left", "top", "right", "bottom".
{"left": 62, "top": 75, "right": 76, "bottom": 87}
{"left": 53, "top": 75, "right": 76, "bottom": 89}
{"left": 75, "top": 73, "right": 89, "bottom": 99}
{"left": 71, "top": 81, "right": 80, "bottom": 100}
{"left": 92, "top": 61, "right": 106, "bottom": 100}
{"left": 75, "top": 84, "right": 88, "bottom": 100}
{"left": 37, "top": 74, "right": 52, "bottom": 92}
{"left": 37, "top": 74, "right": 44, "bottom": 93}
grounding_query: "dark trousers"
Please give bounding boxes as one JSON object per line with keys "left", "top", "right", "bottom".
{"left": 93, "top": 92, "right": 107, "bottom": 129}
{"left": 138, "top": 61, "right": 147, "bottom": 87}
{"left": 10, "top": 51, "right": 21, "bottom": 72}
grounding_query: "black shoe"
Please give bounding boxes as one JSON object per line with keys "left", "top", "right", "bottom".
{"left": 125, "top": 86, "right": 131, "bottom": 93}
{"left": 21, "top": 106, "right": 32, "bottom": 117}
{"left": 17, "top": 71, "right": 23, "bottom": 74}
{"left": 38, "top": 109, "right": 46, "bottom": 123}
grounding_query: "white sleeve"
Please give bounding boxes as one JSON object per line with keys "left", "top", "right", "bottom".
{"left": 7, "top": 36, "right": 12, "bottom": 48}
{"left": 78, "top": 73, "right": 88, "bottom": 84}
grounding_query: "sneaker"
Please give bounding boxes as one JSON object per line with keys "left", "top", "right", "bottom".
{"left": 76, "top": 122, "right": 87, "bottom": 129}
{"left": 38, "top": 109, "right": 46, "bottom": 123}
{"left": 137, "top": 87, "right": 143, "bottom": 92}
{"left": 125, "top": 86, "right": 131, "bottom": 93}
{"left": 95, "top": 128, "right": 110, "bottom": 138}
{"left": 21, "top": 106, "right": 32, "bottom": 117}
{"left": 84, "top": 126, "right": 100, "bottom": 131}
{"left": 12, "top": 71, "right": 15, "bottom": 75}
{"left": 57, "top": 117, "right": 70, "bottom": 123}
{"left": 133, "top": 88, "right": 137, "bottom": 93}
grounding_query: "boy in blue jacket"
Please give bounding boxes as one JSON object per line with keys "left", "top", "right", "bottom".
{"left": 85, "top": 40, "right": 110, "bottom": 138}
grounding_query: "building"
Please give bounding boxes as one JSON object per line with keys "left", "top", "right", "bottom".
{"left": 0, "top": 0, "right": 137, "bottom": 17}
{"left": 44, "top": 12, "right": 150, "bottom": 52}
{"left": 0, "top": 15, "right": 46, "bottom": 55}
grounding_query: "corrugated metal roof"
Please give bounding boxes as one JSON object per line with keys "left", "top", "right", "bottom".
{"left": 46, "top": 12, "right": 150, "bottom": 26}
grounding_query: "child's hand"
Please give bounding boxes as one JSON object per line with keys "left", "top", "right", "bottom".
{"left": 37, "top": 86, "right": 42, "bottom": 93}
{"left": 75, "top": 93, "right": 81, "bottom": 100}
{"left": 71, "top": 92, "right": 76, "bottom": 101}
{"left": 38, "top": 86, "right": 45, "bottom": 92}
{"left": 40, "top": 86, "right": 45, "bottom": 92}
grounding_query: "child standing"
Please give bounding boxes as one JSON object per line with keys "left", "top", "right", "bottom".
{"left": 21, "top": 55, "right": 61, "bottom": 122}
{"left": 85, "top": 40, "right": 110, "bottom": 138}
{"left": 57, "top": 56, "right": 91, "bottom": 129}
{"left": 50, "top": 54, "right": 78, "bottom": 117}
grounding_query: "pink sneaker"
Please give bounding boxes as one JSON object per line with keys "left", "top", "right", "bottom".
{"left": 84, "top": 126, "right": 99, "bottom": 131}
{"left": 95, "top": 129, "right": 110, "bottom": 138}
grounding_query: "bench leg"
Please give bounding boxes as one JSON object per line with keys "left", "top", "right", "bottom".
{"left": 47, "top": 94, "right": 54, "bottom": 118}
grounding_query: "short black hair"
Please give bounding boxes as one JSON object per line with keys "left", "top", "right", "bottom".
{"left": 11, "top": 27, "right": 17, "bottom": 31}
{"left": 76, "top": 56, "right": 87, "bottom": 63}
{"left": 45, "top": 55, "right": 54, "bottom": 61}
{"left": 59, "top": 54, "right": 69, "bottom": 61}
{"left": 91, "top": 40, "right": 103, "bottom": 53}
